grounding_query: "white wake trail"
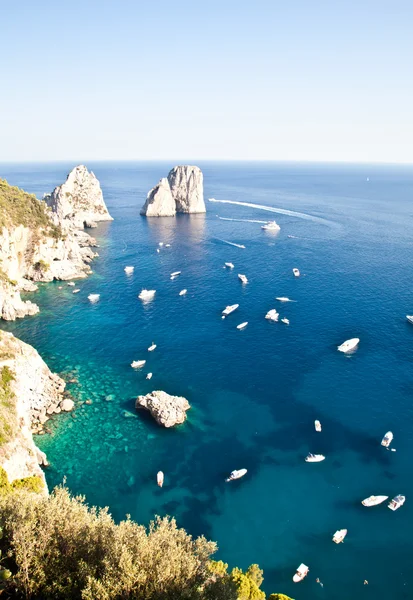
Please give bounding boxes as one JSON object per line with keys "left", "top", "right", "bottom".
{"left": 217, "top": 216, "right": 268, "bottom": 224}
{"left": 219, "top": 239, "right": 246, "bottom": 249}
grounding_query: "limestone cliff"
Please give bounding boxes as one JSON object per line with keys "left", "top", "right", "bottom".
{"left": 140, "top": 165, "right": 205, "bottom": 217}
{"left": 44, "top": 165, "right": 112, "bottom": 229}
{"left": 0, "top": 331, "right": 67, "bottom": 488}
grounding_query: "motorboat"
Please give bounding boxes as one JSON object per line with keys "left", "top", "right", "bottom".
{"left": 131, "top": 360, "right": 146, "bottom": 369}
{"left": 138, "top": 289, "right": 156, "bottom": 301}
{"left": 265, "top": 309, "right": 279, "bottom": 322}
{"left": 222, "top": 304, "right": 239, "bottom": 318}
{"left": 261, "top": 220, "right": 280, "bottom": 231}
{"left": 148, "top": 343, "right": 157, "bottom": 352}
{"left": 293, "top": 268, "right": 300, "bottom": 277}
{"left": 170, "top": 271, "right": 181, "bottom": 280}
{"left": 157, "top": 471, "right": 164, "bottom": 487}
{"left": 238, "top": 274, "right": 248, "bottom": 284}
{"left": 237, "top": 322, "right": 248, "bottom": 330}
{"left": 281, "top": 318, "right": 290, "bottom": 325}
{"left": 276, "top": 297, "right": 293, "bottom": 302}
{"left": 165, "top": 244, "right": 171, "bottom": 247}
{"left": 388, "top": 495, "right": 405, "bottom": 511}
{"left": 158, "top": 242, "right": 164, "bottom": 247}
{"left": 332, "top": 529, "right": 347, "bottom": 544}
{"left": 156, "top": 249, "right": 160, "bottom": 253}
{"left": 225, "top": 469, "right": 247, "bottom": 482}
{"left": 293, "top": 563, "right": 309, "bottom": 583}
{"left": 305, "top": 453, "right": 325, "bottom": 462}
{"left": 406, "top": 315, "right": 413, "bottom": 324}
{"left": 72, "top": 289, "right": 80, "bottom": 294}
{"left": 88, "top": 294, "right": 100, "bottom": 303}
{"left": 67, "top": 281, "right": 75, "bottom": 286}
{"left": 146, "top": 373, "right": 153, "bottom": 380}
{"left": 362, "top": 495, "right": 388, "bottom": 507}
{"left": 337, "top": 338, "right": 360, "bottom": 353}
{"left": 314, "top": 420, "right": 322, "bottom": 432}
{"left": 225, "top": 262, "right": 234, "bottom": 269}
{"left": 179, "top": 289, "right": 187, "bottom": 296}
{"left": 381, "top": 431, "right": 393, "bottom": 448}
{"left": 124, "top": 266, "right": 134, "bottom": 274}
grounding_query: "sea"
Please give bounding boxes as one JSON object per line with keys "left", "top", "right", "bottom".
{"left": 1, "top": 161, "right": 413, "bottom": 599}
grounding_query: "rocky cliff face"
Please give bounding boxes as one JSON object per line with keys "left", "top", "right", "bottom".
{"left": 140, "top": 166, "right": 205, "bottom": 217}
{"left": 44, "top": 165, "right": 112, "bottom": 229}
{"left": 0, "top": 331, "right": 67, "bottom": 488}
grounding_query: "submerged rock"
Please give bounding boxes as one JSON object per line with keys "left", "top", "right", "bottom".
{"left": 140, "top": 166, "right": 205, "bottom": 216}
{"left": 135, "top": 390, "right": 190, "bottom": 427}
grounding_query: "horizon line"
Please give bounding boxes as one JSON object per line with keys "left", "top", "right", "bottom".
{"left": 0, "top": 158, "right": 412, "bottom": 166}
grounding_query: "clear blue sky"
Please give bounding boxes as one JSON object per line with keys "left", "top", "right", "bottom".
{"left": 1, "top": 0, "right": 412, "bottom": 162}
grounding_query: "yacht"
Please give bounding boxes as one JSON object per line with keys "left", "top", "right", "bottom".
{"left": 406, "top": 315, "right": 413, "bottom": 324}
{"left": 362, "top": 495, "right": 388, "bottom": 507}
{"left": 72, "top": 289, "right": 80, "bottom": 294}
{"left": 332, "top": 529, "right": 347, "bottom": 544}
{"left": 293, "top": 268, "right": 300, "bottom": 277}
{"left": 225, "top": 262, "right": 234, "bottom": 269}
{"left": 222, "top": 304, "right": 239, "bottom": 318}
{"left": 138, "top": 289, "right": 156, "bottom": 301}
{"left": 148, "top": 343, "right": 157, "bottom": 352}
{"left": 158, "top": 242, "right": 164, "bottom": 247}
{"left": 179, "top": 289, "right": 187, "bottom": 296}
{"left": 265, "top": 309, "right": 279, "bottom": 322}
{"left": 131, "top": 360, "right": 146, "bottom": 369}
{"left": 314, "top": 420, "right": 322, "bottom": 432}
{"left": 293, "top": 564, "right": 309, "bottom": 583}
{"left": 170, "top": 271, "right": 181, "bottom": 280}
{"left": 238, "top": 274, "right": 248, "bottom": 284}
{"left": 67, "top": 282, "right": 75, "bottom": 287}
{"left": 261, "top": 220, "right": 280, "bottom": 231}
{"left": 305, "top": 453, "right": 325, "bottom": 462}
{"left": 157, "top": 471, "right": 164, "bottom": 487}
{"left": 124, "top": 266, "right": 134, "bottom": 274}
{"left": 281, "top": 317, "right": 290, "bottom": 325}
{"left": 276, "top": 297, "right": 293, "bottom": 302}
{"left": 146, "top": 372, "right": 153, "bottom": 380}
{"left": 337, "top": 338, "right": 360, "bottom": 353}
{"left": 88, "top": 294, "right": 100, "bottom": 303}
{"left": 388, "top": 495, "right": 406, "bottom": 511}
{"left": 165, "top": 244, "right": 171, "bottom": 247}
{"left": 225, "top": 469, "right": 247, "bottom": 482}
{"left": 237, "top": 322, "right": 248, "bottom": 330}
{"left": 381, "top": 431, "right": 393, "bottom": 448}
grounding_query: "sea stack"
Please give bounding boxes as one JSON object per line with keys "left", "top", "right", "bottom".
{"left": 140, "top": 165, "right": 205, "bottom": 217}
{"left": 44, "top": 165, "right": 113, "bottom": 229}
{"left": 135, "top": 390, "right": 190, "bottom": 427}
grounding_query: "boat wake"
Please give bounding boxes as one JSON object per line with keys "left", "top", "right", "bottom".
{"left": 219, "top": 239, "right": 246, "bottom": 249}
{"left": 217, "top": 216, "right": 268, "bottom": 224}
{"left": 209, "top": 199, "right": 334, "bottom": 226}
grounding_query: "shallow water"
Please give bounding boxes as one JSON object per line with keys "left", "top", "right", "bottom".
{"left": 1, "top": 161, "right": 413, "bottom": 599}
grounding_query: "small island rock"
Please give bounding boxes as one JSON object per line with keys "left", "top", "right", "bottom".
{"left": 60, "top": 398, "right": 74, "bottom": 412}
{"left": 135, "top": 390, "right": 190, "bottom": 427}
{"left": 140, "top": 178, "right": 176, "bottom": 217}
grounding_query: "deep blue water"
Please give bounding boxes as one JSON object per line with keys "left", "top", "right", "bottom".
{"left": 1, "top": 161, "right": 413, "bottom": 599}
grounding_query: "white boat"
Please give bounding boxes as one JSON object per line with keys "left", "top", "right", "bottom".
{"left": 67, "top": 282, "right": 75, "bottom": 287}
{"left": 238, "top": 274, "right": 248, "bottom": 284}
{"left": 72, "top": 289, "right": 80, "bottom": 294}
{"left": 388, "top": 495, "right": 405, "bottom": 511}
{"left": 281, "top": 317, "right": 290, "bottom": 325}
{"left": 131, "top": 360, "right": 146, "bottom": 369}
{"left": 261, "top": 220, "right": 280, "bottom": 231}
{"left": 146, "top": 372, "right": 153, "bottom": 380}
{"left": 315, "top": 420, "right": 322, "bottom": 432}
{"left": 225, "top": 262, "right": 234, "bottom": 269}
{"left": 222, "top": 304, "right": 239, "bottom": 318}
{"left": 406, "top": 315, "right": 413, "bottom": 324}
{"left": 225, "top": 468, "right": 247, "bottom": 482}
{"left": 362, "top": 495, "right": 389, "bottom": 507}
{"left": 381, "top": 431, "right": 393, "bottom": 447}
{"left": 170, "top": 271, "right": 181, "bottom": 280}
{"left": 265, "top": 309, "right": 279, "bottom": 322}
{"left": 337, "top": 338, "right": 360, "bottom": 353}
{"left": 138, "top": 289, "right": 156, "bottom": 301}
{"left": 157, "top": 471, "right": 164, "bottom": 487}
{"left": 305, "top": 453, "right": 325, "bottom": 462}
{"left": 179, "top": 289, "right": 187, "bottom": 296}
{"left": 237, "top": 322, "right": 248, "bottom": 330}
{"left": 156, "top": 249, "right": 160, "bottom": 253}
{"left": 88, "top": 294, "right": 100, "bottom": 303}
{"left": 293, "top": 268, "right": 300, "bottom": 277}
{"left": 165, "top": 244, "right": 171, "bottom": 247}
{"left": 148, "top": 343, "right": 157, "bottom": 352}
{"left": 332, "top": 529, "right": 347, "bottom": 544}
{"left": 158, "top": 242, "right": 164, "bottom": 247}
{"left": 124, "top": 266, "right": 134, "bottom": 274}
{"left": 293, "top": 563, "right": 309, "bottom": 583}
{"left": 276, "top": 297, "right": 293, "bottom": 302}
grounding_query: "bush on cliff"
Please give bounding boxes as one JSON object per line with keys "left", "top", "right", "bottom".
{"left": 0, "top": 366, "right": 17, "bottom": 446}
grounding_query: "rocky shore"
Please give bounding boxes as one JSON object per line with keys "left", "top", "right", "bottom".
{"left": 135, "top": 390, "right": 190, "bottom": 427}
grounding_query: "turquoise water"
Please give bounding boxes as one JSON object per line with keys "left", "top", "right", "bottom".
{"left": 1, "top": 161, "right": 413, "bottom": 599}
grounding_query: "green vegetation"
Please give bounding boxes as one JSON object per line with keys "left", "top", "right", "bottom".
{"left": 0, "top": 179, "right": 62, "bottom": 239}
{"left": 0, "top": 467, "right": 44, "bottom": 495}
{"left": 268, "top": 595, "right": 294, "bottom": 600}
{"left": 0, "top": 367, "right": 17, "bottom": 446}
{"left": 0, "top": 486, "right": 289, "bottom": 599}
{"left": 34, "top": 259, "right": 50, "bottom": 272}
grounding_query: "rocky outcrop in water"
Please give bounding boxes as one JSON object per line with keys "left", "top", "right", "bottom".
{"left": 135, "top": 390, "right": 190, "bottom": 427}
{"left": 0, "top": 331, "right": 67, "bottom": 488}
{"left": 140, "top": 166, "right": 205, "bottom": 217}
{"left": 44, "top": 165, "right": 112, "bottom": 229}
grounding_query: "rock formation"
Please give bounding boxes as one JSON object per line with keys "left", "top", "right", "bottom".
{"left": 140, "top": 165, "right": 205, "bottom": 217}
{"left": 44, "top": 165, "right": 112, "bottom": 229}
{"left": 0, "top": 331, "right": 68, "bottom": 488}
{"left": 135, "top": 390, "right": 190, "bottom": 427}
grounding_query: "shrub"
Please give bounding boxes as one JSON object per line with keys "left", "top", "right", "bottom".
{"left": 34, "top": 260, "right": 50, "bottom": 272}
{"left": 0, "top": 367, "right": 17, "bottom": 446}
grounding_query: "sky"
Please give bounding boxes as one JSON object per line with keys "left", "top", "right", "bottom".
{"left": 0, "top": 0, "right": 412, "bottom": 163}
